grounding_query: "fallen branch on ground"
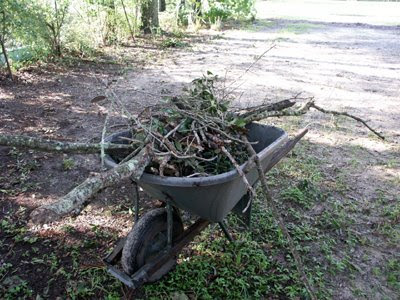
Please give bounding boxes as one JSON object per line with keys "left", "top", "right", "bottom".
{"left": 29, "top": 146, "right": 151, "bottom": 224}
{"left": 0, "top": 134, "right": 141, "bottom": 153}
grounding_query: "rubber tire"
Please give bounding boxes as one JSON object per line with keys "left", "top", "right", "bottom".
{"left": 121, "top": 208, "right": 184, "bottom": 279}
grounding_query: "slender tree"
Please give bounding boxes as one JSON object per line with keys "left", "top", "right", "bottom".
{"left": 38, "top": 0, "right": 69, "bottom": 56}
{"left": 0, "top": 1, "right": 15, "bottom": 80}
{"left": 141, "top": 0, "right": 159, "bottom": 34}
{"left": 159, "top": 0, "right": 166, "bottom": 12}
{"left": 0, "top": 23, "right": 13, "bottom": 80}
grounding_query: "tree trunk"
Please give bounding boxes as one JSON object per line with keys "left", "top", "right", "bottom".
{"left": 30, "top": 146, "right": 151, "bottom": 224}
{"left": 0, "top": 34, "right": 12, "bottom": 81}
{"left": 53, "top": 0, "right": 62, "bottom": 56}
{"left": 159, "top": 0, "right": 166, "bottom": 12}
{"left": 151, "top": 0, "right": 159, "bottom": 29}
{"left": 175, "top": 0, "right": 186, "bottom": 26}
{"left": 141, "top": 0, "right": 159, "bottom": 34}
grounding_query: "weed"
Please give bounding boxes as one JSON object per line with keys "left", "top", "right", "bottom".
{"left": 279, "top": 23, "right": 322, "bottom": 35}
{"left": 386, "top": 258, "right": 400, "bottom": 292}
{"left": 62, "top": 158, "right": 75, "bottom": 171}
{"left": 66, "top": 267, "right": 122, "bottom": 299}
{"left": 1, "top": 275, "right": 33, "bottom": 299}
{"left": 161, "top": 38, "right": 189, "bottom": 49}
{"left": 5, "top": 148, "right": 40, "bottom": 193}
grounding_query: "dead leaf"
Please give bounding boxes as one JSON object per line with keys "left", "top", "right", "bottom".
{"left": 90, "top": 96, "right": 107, "bottom": 103}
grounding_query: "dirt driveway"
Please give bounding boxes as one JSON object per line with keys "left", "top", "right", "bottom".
{"left": 112, "top": 1, "right": 400, "bottom": 297}
{"left": 121, "top": 1, "right": 400, "bottom": 140}
{"left": 1, "top": 0, "right": 399, "bottom": 298}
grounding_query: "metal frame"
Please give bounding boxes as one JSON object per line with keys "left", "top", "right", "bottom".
{"left": 104, "top": 180, "right": 260, "bottom": 289}
{"left": 103, "top": 183, "right": 230, "bottom": 289}
{"left": 104, "top": 213, "right": 210, "bottom": 289}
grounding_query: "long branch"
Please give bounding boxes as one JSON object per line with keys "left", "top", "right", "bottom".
{"left": 238, "top": 98, "right": 296, "bottom": 119}
{"left": 246, "top": 100, "right": 384, "bottom": 140}
{"left": 29, "top": 146, "right": 151, "bottom": 224}
{"left": 311, "top": 103, "right": 385, "bottom": 140}
{"left": 0, "top": 134, "right": 140, "bottom": 154}
{"left": 242, "top": 135, "right": 317, "bottom": 300}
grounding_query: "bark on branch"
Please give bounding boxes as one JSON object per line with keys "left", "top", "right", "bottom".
{"left": 29, "top": 146, "right": 151, "bottom": 224}
{"left": 240, "top": 99, "right": 296, "bottom": 120}
{"left": 246, "top": 99, "right": 385, "bottom": 140}
{"left": 311, "top": 103, "right": 385, "bottom": 140}
{"left": 242, "top": 133, "right": 317, "bottom": 300}
{"left": 0, "top": 134, "right": 140, "bottom": 154}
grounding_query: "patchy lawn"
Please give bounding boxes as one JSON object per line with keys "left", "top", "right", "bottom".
{"left": 1, "top": 1, "right": 399, "bottom": 298}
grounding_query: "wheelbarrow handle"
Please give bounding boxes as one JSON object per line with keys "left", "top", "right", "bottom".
{"left": 264, "top": 128, "right": 308, "bottom": 171}
{"left": 244, "top": 128, "right": 308, "bottom": 175}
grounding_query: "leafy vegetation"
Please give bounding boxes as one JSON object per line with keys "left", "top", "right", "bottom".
{"left": 0, "top": 0, "right": 256, "bottom": 79}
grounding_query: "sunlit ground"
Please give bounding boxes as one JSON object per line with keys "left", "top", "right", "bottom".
{"left": 256, "top": 0, "right": 400, "bottom": 25}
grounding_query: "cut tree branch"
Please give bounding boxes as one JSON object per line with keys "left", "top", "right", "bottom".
{"left": 0, "top": 134, "right": 141, "bottom": 154}
{"left": 311, "top": 103, "right": 385, "bottom": 140}
{"left": 238, "top": 99, "right": 296, "bottom": 119}
{"left": 29, "top": 146, "right": 151, "bottom": 224}
{"left": 242, "top": 133, "right": 317, "bottom": 300}
{"left": 246, "top": 99, "right": 384, "bottom": 140}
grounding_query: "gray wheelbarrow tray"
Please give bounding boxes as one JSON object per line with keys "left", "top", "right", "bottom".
{"left": 105, "top": 123, "right": 291, "bottom": 222}
{"left": 103, "top": 123, "right": 308, "bottom": 289}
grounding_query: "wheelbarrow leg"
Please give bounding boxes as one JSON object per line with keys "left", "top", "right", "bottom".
{"left": 166, "top": 201, "right": 173, "bottom": 248}
{"left": 218, "top": 221, "right": 234, "bottom": 242}
{"left": 131, "top": 180, "right": 140, "bottom": 223}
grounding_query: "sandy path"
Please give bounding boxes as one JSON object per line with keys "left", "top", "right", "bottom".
{"left": 119, "top": 0, "right": 400, "bottom": 143}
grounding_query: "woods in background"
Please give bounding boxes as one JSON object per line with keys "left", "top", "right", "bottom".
{"left": 0, "top": 0, "right": 255, "bottom": 80}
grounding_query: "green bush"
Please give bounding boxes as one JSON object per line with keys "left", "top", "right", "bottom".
{"left": 204, "top": 0, "right": 256, "bottom": 23}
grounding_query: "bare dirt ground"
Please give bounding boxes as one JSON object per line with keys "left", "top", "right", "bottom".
{"left": 1, "top": 0, "right": 399, "bottom": 298}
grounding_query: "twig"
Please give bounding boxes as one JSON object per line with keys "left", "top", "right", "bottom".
{"left": 242, "top": 135, "right": 317, "bottom": 300}
{"left": 225, "top": 45, "right": 276, "bottom": 93}
{"left": 247, "top": 99, "right": 384, "bottom": 140}
{"left": 221, "top": 146, "right": 255, "bottom": 197}
{"left": 310, "top": 103, "right": 385, "bottom": 140}
{"left": 153, "top": 149, "right": 217, "bottom": 162}
{"left": 163, "top": 121, "right": 184, "bottom": 140}
{"left": 119, "top": 145, "right": 144, "bottom": 164}
{"left": 186, "top": 172, "right": 210, "bottom": 178}
{"left": 238, "top": 97, "right": 298, "bottom": 119}
{"left": 158, "top": 154, "right": 171, "bottom": 177}
{"left": 120, "top": 0, "right": 135, "bottom": 41}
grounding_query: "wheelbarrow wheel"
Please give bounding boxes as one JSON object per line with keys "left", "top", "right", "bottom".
{"left": 121, "top": 208, "right": 184, "bottom": 281}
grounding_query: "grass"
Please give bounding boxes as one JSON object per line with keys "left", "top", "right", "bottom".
{"left": 161, "top": 37, "right": 190, "bottom": 49}
{"left": 279, "top": 23, "right": 323, "bottom": 35}
{"left": 143, "top": 142, "right": 342, "bottom": 299}
{"left": 62, "top": 158, "right": 75, "bottom": 171}
{"left": 2, "top": 138, "right": 399, "bottom": 299}
{"left": 1, "top": 129, "right": 399, "bottom": 298}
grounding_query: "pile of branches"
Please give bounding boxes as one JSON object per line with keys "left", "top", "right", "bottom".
{"left": 106, "top": 73, "right": 299, "bottom": 177}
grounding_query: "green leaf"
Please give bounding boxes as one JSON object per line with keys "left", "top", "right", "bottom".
{"left": 232, "top": 118, "right": 247, "bottom": 128}
{"left": 175, "top": 141, "right": 183, "bottom": 152}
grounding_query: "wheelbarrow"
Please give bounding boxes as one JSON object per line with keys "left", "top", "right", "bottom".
{"left": 103, "top": 123, "right": 307, "bottom": 289}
